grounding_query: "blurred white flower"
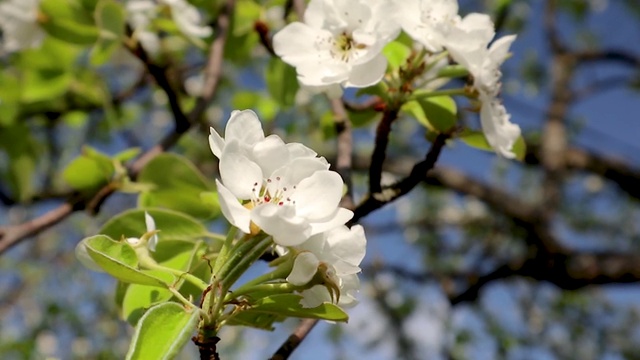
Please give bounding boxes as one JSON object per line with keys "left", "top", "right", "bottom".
{"left": 479, "top": 93, "right": 521, "bottom": 158}
{"left": 0, "top": 0, "right": 44, "bottom": 52}
{"left": 273, "top": 0, "right": 399, "bottom": 88}
{"left": 126, "top": 0, "right": 211, "bottom": 54}
{"left": 394, "top": 0, "right": 460, "bottom": 52}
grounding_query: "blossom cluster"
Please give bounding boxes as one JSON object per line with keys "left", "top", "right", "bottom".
{"left": 210, "top": 110, "right": 366, "bottom": 307}
{"left": 273, "top": 0, "right": 520, "bottom": 158}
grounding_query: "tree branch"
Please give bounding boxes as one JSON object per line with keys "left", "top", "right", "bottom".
{"left": 269, "top": 318, "right": 318, "bottom": 360}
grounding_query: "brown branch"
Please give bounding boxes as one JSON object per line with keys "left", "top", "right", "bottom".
{"left": 350, "top": 133, "right": 449, "bottom": 225}
{"left": 525, "top": 143, "right": 640, "bottom": 201}
{"left": 368, "top": 108, "right": 400, "bottom": 194}
{"left": 269, "top": 318, "right": 318, "bottom": 360}
{"left": 0, "top": 0, "right": 232, "bottom": 256}
{"left": 576, "top": 49, "right": 640, "bottom": 68}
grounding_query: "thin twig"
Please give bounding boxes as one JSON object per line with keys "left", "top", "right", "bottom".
{"left": 368, "top": 107, "right": 400, "bottom": 194}
{"left": 350, "top": 133, "right": 449, "bottom": 225}
{"left": 269, "top": 318, "right": 318, "bottom": 360}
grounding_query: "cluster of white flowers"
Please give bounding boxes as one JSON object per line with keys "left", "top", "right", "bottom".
{"left": 127, "top": 0, "right": 212, "bottom": 54}
{"left": 210, "top": 110, "right": 366, "bottom": 307}
{"left": 0, "top": 0, "right": 44, "bottom": 52}
{"left": 273, "top": 0, "right": 520, "bottom": 158}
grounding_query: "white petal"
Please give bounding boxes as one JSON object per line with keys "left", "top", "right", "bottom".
{"left": 144, "top": 212, "right": 158, "bottom": 252}
{"left": 219, "top": 144, "right": 263, "bottom": 199}
{"left": 251, "top": 204, "right": 311, "bottom": 246}
{"left": 293, "top": 171, "right": 343, "bottom": 219}
{"left": 216, "top": 180, "right": 251, "bottom": 233}
{"left": 300, "top": 285, "right": 332, "bottom": 308}
{"left": 273, "top": 22, "right": 331, "bottom": 66}
{"left": 488, "top": 34, "right": 517, "bottom": 64}
{"left": 479, "top": 95, "right": 521, "bottom": 158}
{"left": 287, "top": 252, "right": 320, "bottom": 285}
{"left": 208, "top": 127, "right": 225, "bottom": 159}
{"left": 327, "top": 225, "right": 366, "bottom": 270}
{"left": 252, "top": 135, "right": 289, "bottom": 176}
{"left": 225, "top": 110, "right": 265, "bottom": 147}
{"left": 309, "top": 208, "right": 354, "bottom": 235}
{"left": 345, "top": 53, "right": 387, "bottom": 88}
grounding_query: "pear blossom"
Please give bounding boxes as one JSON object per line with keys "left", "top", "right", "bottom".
{"left": 126, "top": 0, "right": 211, "bottom": 54}
{"left": 394, "top": 0, "right": 460, "bottom": 52}
{"left": 286, "top": 225, "right": 367, "bottom": 307}
{"left": 0, "top": 0, "right": 45, "bottom": 52}
{"left": 272, "top": 0, "right": 399, "bottom": 88}
{"left": 211, "top": 110, "right": 353, "bottom": 246}
{"left": 479, "top": 93, "right": 521, "bottom": 158}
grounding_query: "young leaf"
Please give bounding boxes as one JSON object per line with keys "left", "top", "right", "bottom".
{"left": 458, "top": 130, "right": 526, "bottom": 160}
{"left": 383, "top": 41, "right": 411, "bottom": 70}
{"left": 126, "top": 302, "right": 199, "bottom": 360}
{"left": 247, "top": 294, "right": 349, "bottom": 322}
{"left": 137, "top": 153, "right": 219, "bottom": 219}
{"left": 62, "top": 146, "right": 115, "bottom": 192}
{"left": 265, "top": 57, "right": 299, "bottom": 108}
{"left": 100, "top": 208, "right": 210, "bottom": 243}
{"left": 82, "top": 235, "right": 170, "bottom": 287}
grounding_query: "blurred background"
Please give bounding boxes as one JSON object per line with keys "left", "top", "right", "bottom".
{"left": 2, "top": 0, "right": 640, "bottom": 359}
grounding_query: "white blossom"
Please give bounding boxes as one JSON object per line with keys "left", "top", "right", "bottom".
{"left": 273, "top": 0, "right": 399, "bottom": 88}
{"left": 479, "top": 93, "right": 521, "bottom": 158}
{"left": 394, "top": 0, "right": 460, "bottom": 52}
{"left": 211, "top": 110, "right": 353, "bottom": 246}
{"left": 126, "top": 0, "right": 211, "bottom": 54}
{"left": 0, "top": 0, "right": 44, "bottom": 52}
{"left": 286, "top": 225, "right": 366, "bottom": 307}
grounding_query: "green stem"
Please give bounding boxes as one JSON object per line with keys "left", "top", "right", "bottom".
{"left": 409, "top": 88, "right": 468, "bottom": 101}
{"left": 211, "top": 226, "right": 238, "bottom": 278}
{"left": 167, "top": 287, "right": 208, "bottom": 318}
{"left": 219, "top": 235, "right": 274, "bottom": 292}
{"left": 226, "top": 259, "right": 294, "bottom": 301}
{"left": 225, "top": 281, "right": 300, "bottom": 301}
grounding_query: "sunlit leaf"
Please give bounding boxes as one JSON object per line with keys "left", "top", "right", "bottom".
{"left": 126, "top": 302, "right": 199, "bottom": 360}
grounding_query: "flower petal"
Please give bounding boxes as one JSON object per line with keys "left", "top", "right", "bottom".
{"left": 345, "top": 52, "right": 387, "bottom": 88}
{"left": 300, "top": 285, "right": 331, "bottom": 308}
{"left": 293, "top": 170, "right": 343, "bottom": 219}
{"left": 287, "top": 252, "right": 320, "bottom": 285}
{"left": 309, "top": 208, "right": 354, "bottom": 235}
{"left": 144, "top": 212, "right": 158, "bottom": 252}
{"left": 219, "top": 142, "right": 264, "bottom": 199}
{"left": 208, "top": 127, "right": 225, "bottom": 159}
{"left": 251, "top": 204, "right": 311, "bottom": 246}
{"left": 225, "top": 110, "right": 265, "bottom": 147}
{"left": 216, "top": 179, "right": 251, "bottom": 233}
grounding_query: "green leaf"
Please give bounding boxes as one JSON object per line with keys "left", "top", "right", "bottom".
{"left": 40, "top": 0, "right": 100, "bottom": 45}
{"left": 21, "top": 70, "right": 73, "bottom": 103}
{"left": 122, "top": 282, "right": 173, "bottom": 326}
{"left": 383, "top": 41, "right": 411, "bottom": 70}
{"left": 402, "top": 95, "right": 457, "bottom": 133}
{"left": 0, "top": 123, "right": 39, "bottom": 201}
{"left": 138, "top": 153, "right": 219, "bottom": 219}
{"left": 62, "top": 146, "right": 115, "bottom": 192}
{"left": 126, "top": 302, "right": 199, "bottom": 360}
{"left": 226, "top": 311, "right": 284, "bottom": 330}
{"left": 113, "top": 147, "right": 141, "bottom": 163}
{"left": 265, "top": 57, "right": 299, "bottom": 108}
{"left": 417, "top": 95, "right": 457, "bottom": 133}
{"left": 247, "top": 294, "right": 349, "bottom": 322}
{"left": 82, "top": 235, "right": 171, "bottom": 286}
{"left": 91, "top": 0, "right": 126, "bottom": 65}
{"left": 458, "top": 130, "right": 526, "bottom": 161}
{"left": 231, "top": 91, "right": 278, "bottom": 122}
{"left": 233, "top": 0, "right": 262, "bottom": 36}
{"left": 100, "top": 208, "right": 210, "bottom": 243}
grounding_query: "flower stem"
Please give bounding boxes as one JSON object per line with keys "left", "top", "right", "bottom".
{"left": 409, "top": 88, "right": 468, "bottom": 101}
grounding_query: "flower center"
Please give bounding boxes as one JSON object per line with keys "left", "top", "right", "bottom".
{"left": 330, "top": 32, "right": 367, "bottom": 63}
{"left": 250, "top": 176, "right": 297, "bottom": 207}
